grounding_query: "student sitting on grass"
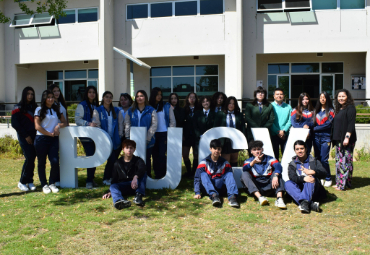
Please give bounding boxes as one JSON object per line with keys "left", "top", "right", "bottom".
{"left": 285, "top": 140, "right": 327, "bottom": 214}
{"left": 102, "top": 140, "right": 147, "bottom": 210}
{"left": 193, "top": 139, "right": 239, "bottom": 208}
{"left": 241, "top": 140, "right": 286, "bottom": 209}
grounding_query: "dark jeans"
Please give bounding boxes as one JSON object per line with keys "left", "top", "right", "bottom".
{"left": 285, "top": 178, "right": 326, "bottom": 205}
{"left": 103, "top": 147, "right": 121, "bottom": 181}
{"left": 34, "top": 135, "right": 59, "bottom": 186}
{"left": 240, "top": 171, "right": 285, "bottom": 197}
{"left": 146, "top": 147, "right": 153, "bottom": 178}
{"left": 80, "top": 138, "right": 96, "bottom": 183}
{"left": 200, "top": 171, "right": 238, "bottom": 200}
{"left": 110, "top": 174, "right": 147, "bottom": 203}
{"left": 271, "top": 135, "right": 287, "bottom": 160}
{"left": 152, "top": 132, "right": 167, "bottom": 179}
{"left": 306, "top": 136, "right": 313, "bottom": 156}
{"left": 18, "top": 134, "right": 36, "bottom": 184}
{"left": 313, "top": 134, "right": 331, "bottom": 181}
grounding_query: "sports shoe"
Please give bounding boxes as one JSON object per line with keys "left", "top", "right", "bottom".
{"left": 43, "top": 185, "right": 51, "bottom": 194}
{"left": 274, "top": 197, "right": 287, "bottom": 209}
{"left": 299, "top": 200, "right": 310, "bottom": 213}
{"left": 258, "top": 196, "right": 269, "bottom": 206}
{"left": 18, "top": 182, "right": 29, "bottom": 192}
{"left": 310, "top": 201, "right": 320, "bottom": 212}
{"left": 55, "top": 182, "right": 60, "bottom": 187}
{"left": 133, "top": 193, "right": 145, "bottom": 206}
{"left": 49, "top": 184, "right": 59, "bottom": 193}
{"left": 114, "top": 199, "right": 131, "bottom": 210}
{"left": 86, "top": 182, "right": 98, "bottom": 189}
{"left": 211, "top": 193, "right": 221, "bottom": 206}
{"left": 228, "top": 195, "right": 239, "bottom": 207}
{"left": 324, "top": 180, "right": 332, "bottom": 187}
{"left": 102, "top": 179, "right": 111, "bottom": 186}
{"left": 28, "top": 183, "right": 36, "bottom": 191}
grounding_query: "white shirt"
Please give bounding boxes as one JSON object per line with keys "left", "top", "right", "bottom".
{"left": 203, "top": 108, "right": 210, "bottom": 116}
{"left": 34, "top": 106, "right": 61, "bottom": 136}
{"left": 226, "top": 112, "right": 236, "bottom": 128}
{"left": 215, "top": 106, "right": 222, "bottom": 112}
{"left": 156, "top": 110, "right": 167, "bottom": 132}
{"left": 58, "top": 103, "right": 67, "bottom": 124}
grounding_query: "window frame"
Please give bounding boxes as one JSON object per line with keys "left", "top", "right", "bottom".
{"left": 10, "top": 13, "right": 54, "bottom": 28}
{"left": 150, "top": 64, "right": 220, "bottom": 97}
{"left": 57, "top": 7, "right": 100, "bottom": 25}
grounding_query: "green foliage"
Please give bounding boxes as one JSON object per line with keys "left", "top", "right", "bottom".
{"left": 355, "top": 105, "right": 370, "bottom": 124}
{"left": 355, "top": 148, "right": 370, "bottom": 162}
{"left": 0, "top": 0, "right": 68, "bottom": 24}
{"left": 0, "top": 135, "right": 23, "bottom": 158}
{"left": 67, "top": 103, "right": 77, "bottom": 124}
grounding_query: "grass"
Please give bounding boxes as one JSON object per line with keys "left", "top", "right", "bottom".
{"left": 1, "top": 158, "right": 370, "bottom": 254}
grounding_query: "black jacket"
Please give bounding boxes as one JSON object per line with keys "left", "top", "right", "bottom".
{"left": 332, "top": 105, "right": 357, "bottom": 144}
{"left": 174, "top": 106, "right": 186, "bottom": 128}
{"left": 193, "top": 110, "right": 216, "bottom": 141}
{"left": 11, "top": 103, "right": 37, "bottom": 139}
{"left": 111, "top": 155, "right": 146, "bottom": 184}
{"left": 288, "top": 155, "right": 327, "bottom": 184}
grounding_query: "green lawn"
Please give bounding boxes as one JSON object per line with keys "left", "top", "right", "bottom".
{"left": 0, "top": 158, "right": 370, "bottom": 254}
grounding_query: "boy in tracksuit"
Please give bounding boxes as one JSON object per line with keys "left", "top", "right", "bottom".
{"left": 193, "top": 139, "right": 239, "bottom": 207}
{"left": 241, "top": 140, "right": 287, "bottom": 209}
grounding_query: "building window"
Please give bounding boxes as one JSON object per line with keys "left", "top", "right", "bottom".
{"left": 151, "top": 3, "right": 173, "bottom": 18}
{"left": 175, "top": 1, "right": 198, "bottom": 16}
{"left": 257, "top": 0, "right": 310, "bottom": 12}
{"left": 47, "top": 69, "right": 98, "bottom": 102}
{"left": 150, "top": 65, "right": 219, "bottom": 98}
{"left": 127, "top": 4, "right": 148, "bottom": 19}
{"left": 10, "top": 13, "right": 54, "bottom": 28}
{"left": 57, "top": 8, "right": 99, "bottom": 24}
{"left": 312, "top": 0, "right": 337, "bottom": 10}
{"left": 200, "top": 0, "right": 223, "bottom": 15}
{"left": 340, "top": 0, "right": 365, "bottom": 9}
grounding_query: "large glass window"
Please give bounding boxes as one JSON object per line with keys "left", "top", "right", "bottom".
{"left": 175, "top": 1, "right": 198, "bottom": 16}
{"left": 322, "top": 63, "right": 343, "bottom": 73}
{"left": 11, "top": 14, "right": 32, "bottom": 27}
{"left": 57, "top": 10, "right": 76, "bottom": 24}
{"left": 291, "top": 63, "right": 319, "bottom": 73}
{"left": 312, "top": 0, "right": 337, "bottom": 10}
{"left": 78, "top": 8, "right": 98, "bottom": 23}
{"left": 65, "top": 70, "right": 87, "bottom": 79}
{"left": 268, "top": 64, "right": 289, "bottom": 74}
{"left": 31, "top": 13, "right": 53, "bottom": 25}
{"left": 285, "top": 0, "right": 310, "bottom": 8}
{"left": 150, "top": 65, "right": 219, "bottom": 98}
{"left": 340, "top": 0, "right": 365, "bottom": 9}
{"left": 127, "top": 4, "right": 148, "bottom": 19}
{"left": 151, "top": 3, "right": 173, "bottom": 18}
{"left": 47, "top": 70, "right": 63, "bottom": 80}
{"left": 258, "top": 0, "right": 282, "bottom": 10}
{"left": 200, "top": 0, "right": 223, "bottom": 15}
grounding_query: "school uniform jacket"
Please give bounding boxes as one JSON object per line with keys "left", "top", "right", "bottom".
{"left": 314, "top": 109, "right": 335, "bottom": 135}
{"left": 288, "top": 155, "right": 327, "bottom": 184}
{"left": 244, "top": 102, "right": 275, "bottom": 142}
{"left": 193, "top": 110, "right": 216, "bottom": 141}
{"left": 291, "top": 108, "right": 314, "bottom": 129}
{"left": 183, "top": 107, "right": 196, "bottom": 141}
{"left": 11, "top": 104, "right": 37, "bottom": 139}
{"left": 243, "top": 155, "right": 281, "bottom": 183}
{"left": 213, "top": 111, "right": 246, "bottom": 146}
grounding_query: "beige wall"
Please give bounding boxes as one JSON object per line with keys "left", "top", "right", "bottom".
{"left": 16, "top": 61, "right": 98, "bottom": 102}
{"left": 252, "top": 53, "right": 366, "bottom": 99}
{"left": 125, "top": 55, "right": 225, "bottom": 96}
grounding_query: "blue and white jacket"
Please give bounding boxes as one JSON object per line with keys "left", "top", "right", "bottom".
{"left": 243, "top": 155, "right": 281, "bottom": 183}
{"left": 291, "top": 108, "right": 314, "bottom": 129}
{"left": 94, "top": 105, "right": 121, "bottom": 150}
{"left": 313, "top": 108, "right": 335, "bottom": 134}
{"left": 75, "top": 100, "right": 97, "bottom": 126}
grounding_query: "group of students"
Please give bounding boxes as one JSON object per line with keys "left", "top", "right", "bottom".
{"left": 11, "top": 84, "right": 356, "bottom": 212}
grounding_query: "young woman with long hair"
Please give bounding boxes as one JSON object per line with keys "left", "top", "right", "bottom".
{"left": 92, "top": 91, "right": 123, "bottom": 186}
{"left": 167, "top": 92, "right": 185, "bottom": 128}
{"left": 244, "top": 86, "right": 275, "bottom": 144}
{"left": 125, "top": 90, "right": 158, "bottom": 178}
{"left": 118, "top": 92, "right": 133, "bottom": 141}
{"left": 11, "top": 87, "right": 38, "bottom": 192}
{"left": 313, "top": 92, "right": 335, "bottom": 187}
{"left": 34, "top": 90, "right": 67, "bottom": 194}
{"left": 48, "top": 84, "right": 69, "bottom": 125}
{"left": 211, "top": 92, "right": 227, "bottom": 112}
{"left": 182, "top": 92, "right": 200, "bottom": 178}
{"left": 214, "top": 96, "right": 245, "bottom": 166}
{"left": 149, "top": 87, "right": 176, "bottom": 179}
{"left": 332, "top": 89, "right": 357, "bottom": 191}
{"left": 75, "top": 85, "right": 100, "bottom": 188}
{"left": 291, "top": 92, "right": 314, "bottom": 155}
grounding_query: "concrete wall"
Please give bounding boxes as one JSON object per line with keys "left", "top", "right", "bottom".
{"left": 16, "top": 61, "right": 98, "bottom": 102}
{"left": 255, "top": 52, "right": 366, "bottom": 99}
{"left": 0, "top": 2, "right": 5, "bottom": 103}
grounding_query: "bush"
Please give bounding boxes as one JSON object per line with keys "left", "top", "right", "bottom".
{"left": 356, "top": 105, "right": 370, "bottom": 124}
{"left": 67, "top": 104, "right": 78, "bottom": 124}
{"left": 0, "top": 135, "right": 23, "bottom": 158}
{"left": 355, "top": 148, "right": 370, "bottom": 162}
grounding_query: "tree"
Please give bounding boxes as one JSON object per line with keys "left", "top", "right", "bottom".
{"left": 0, "top": 0, "right": 67, "bottom": 23}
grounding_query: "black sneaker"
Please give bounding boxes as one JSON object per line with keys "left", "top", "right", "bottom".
{"left": 211, "top": 193, "right": 221, "bottom": 206}
{"left": 310, "top": 201, "right": 320, "bottom": 212}
{"left": 114, "top": 199, "right": 131, "bottom": 210}
{"left": 228, "top": 195, "right": 239, "bottom": 208}
{"left": 133, "top": 193, "right": 145, "bottom": 206}
{"left": 299, "top": 200, "right": 310, "bottom": 213}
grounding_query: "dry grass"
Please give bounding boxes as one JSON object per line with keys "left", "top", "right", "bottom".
{"left": 0, "top": 158, "right": 370, "bottom": 254}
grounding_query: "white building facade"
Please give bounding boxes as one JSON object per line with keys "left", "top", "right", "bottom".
{"left": 0, "top": 0, "right": 369, "bottom": 108}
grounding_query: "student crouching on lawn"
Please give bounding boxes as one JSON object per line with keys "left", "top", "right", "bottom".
{"left": 285, "top": 140, "right": 327, "bottom": 213}
{"left": 193, "top": 139, "right": 239, "bottom": 208}
{"left": 102, "top": 139, "right": 147, "bottom": 210}
{"left": 241, "top": 140, "right": 286, "bottom": 209}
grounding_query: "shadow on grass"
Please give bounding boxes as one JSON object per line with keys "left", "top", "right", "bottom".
{"left": 348, "top": 176, "right": 370, "bottom": 189}
{"left": 0, "top": 191, "right": 28, "bottom": 198}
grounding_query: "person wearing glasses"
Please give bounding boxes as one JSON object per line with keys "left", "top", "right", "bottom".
{"left": 75, "top": 85, "right": 100, "bottom": 189}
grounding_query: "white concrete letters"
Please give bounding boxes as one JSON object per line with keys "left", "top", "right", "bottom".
{"left": 251, "top": 128, "right": 274, "bottom": 157}
{"left": 59, "top": 126, "right": 113, "bottom": 188}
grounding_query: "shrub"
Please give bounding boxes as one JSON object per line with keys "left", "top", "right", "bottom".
{"left": 0, "top": 135, "right": 23, "bottom": 158}
{"left": 67, "top": 104, "right": 78, "bottom": 124}
{"left": 355, "top": 148, "right": 370, "bottom": 162}
{"left": 355, "top": 105, "right": 370, "bottom": 124}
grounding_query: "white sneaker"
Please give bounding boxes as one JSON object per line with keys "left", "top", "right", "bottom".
{"left": 275, "top": 197, "right": 287, "bottom": 209}
{"left": 258, "top": 196, "right": 269, "bottom": 206}
{"left": 55, "top": 182, "right": 60, "bottom": 187}
{"left": 18, "top": 182, "right": 29, "bottom": 192}
{"left": 102, "top": 179, "right": 111, "bottom": 186}
{"left": 320, "top": 179, "right": 325, "bottom": 185}
{"left": 324, "top": 180, "right": 332, "bottom": 187}
{"left": 49, "top": 184, "right": 59, "bottom": 193}
{"left": 28, "top": 183, "right": 36, "bottom": 191}
{"left": 43, "top": 185, "right": 51, "bottom": 194}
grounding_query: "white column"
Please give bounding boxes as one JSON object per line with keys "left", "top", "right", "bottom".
{"left": 366, "top": 52, "right": 370, "bottom": 105}
{"left": 0, "top": 2, "right": 5, "bottom": 103}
